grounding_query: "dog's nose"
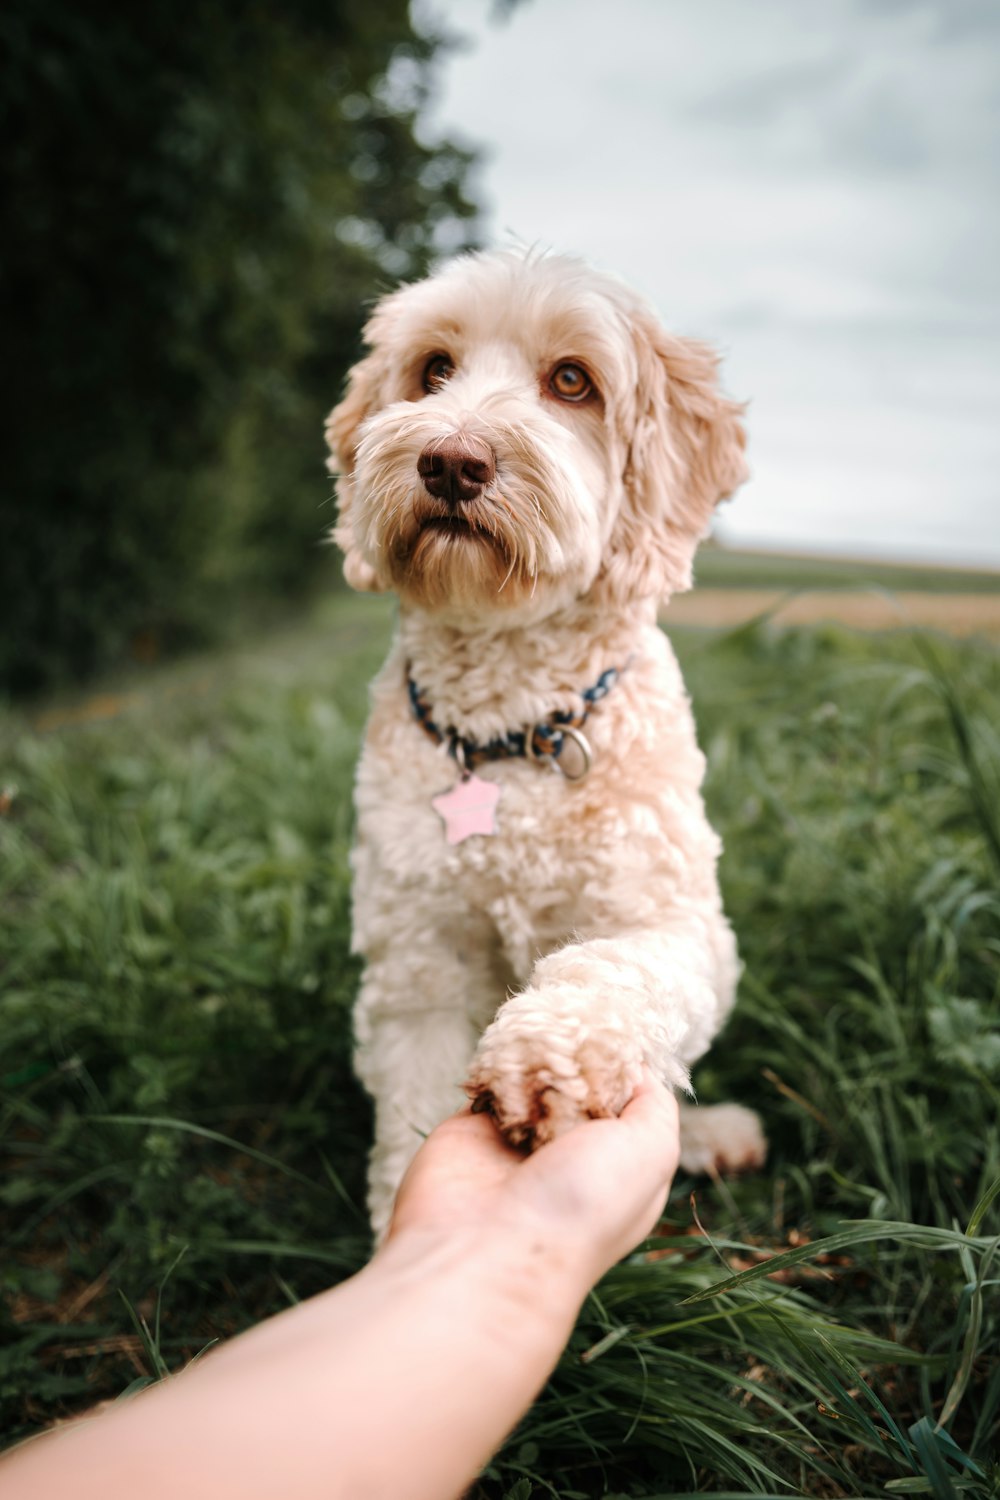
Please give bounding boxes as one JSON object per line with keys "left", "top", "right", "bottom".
{"left": 417, "top": 435, "right": 496, "bottom": 507}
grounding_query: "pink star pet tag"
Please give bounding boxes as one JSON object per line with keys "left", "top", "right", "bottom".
{"left": 431, "top": 774, "right": 500, "bottom": 844}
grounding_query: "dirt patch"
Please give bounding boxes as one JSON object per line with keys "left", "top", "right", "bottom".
{"left": 663, "top": 590, "right": 1000, "bottom": 638}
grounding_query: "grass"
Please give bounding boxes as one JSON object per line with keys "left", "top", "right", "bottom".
{"left": 1, "top": 585, "right": 999, "bottom": 1497}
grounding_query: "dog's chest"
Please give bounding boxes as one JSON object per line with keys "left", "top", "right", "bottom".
{"left": 351, "top": 647, "right": 716, "bottom": 978}
{"left": 354, "top": 711, "right": 624, "bottom": 896}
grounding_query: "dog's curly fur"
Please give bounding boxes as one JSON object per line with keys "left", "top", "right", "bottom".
{"left": 327, "top": 249, "right": 766, "bottom": 1237}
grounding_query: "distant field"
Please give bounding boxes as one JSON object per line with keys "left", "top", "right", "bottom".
{"left": 668, "top": 547, "right": 1000, "bottom": 637}
{"left": 665, "top": 587, "right": 1000, "bottom": 636}
{"left": 695, "top": 545, "right": 1000, "bottom": 594}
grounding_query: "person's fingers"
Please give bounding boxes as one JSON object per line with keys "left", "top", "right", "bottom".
{"left": 491, "top": 1070, "right": 678, "bottom": 1257}
{"left": 530, "top": 1069, "right": 678, "bottom": 1174}
{"left": 425, "top": 1107, "right": 523, "bottom": 1162}
{"left": 621, "top": 1066, "right": 679, "bottom": 1116}
{"left": 393, "top": 1068, "right": 680, "bottom": 1258}
{"left": 615, "top": 1071, "right": 681, "bottom": 1165}
{"left": 393, "top": 1108, "right": 522, "bottom": 1206}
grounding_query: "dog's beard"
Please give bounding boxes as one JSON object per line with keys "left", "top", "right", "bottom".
{"left": 387, "top": 488, "right": 530, "bottom": 609}
{"left": 352, "top": 406, "right": 606, "bottom": 613}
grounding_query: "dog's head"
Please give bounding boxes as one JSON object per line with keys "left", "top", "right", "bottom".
{"left": 327, "top": 250, "right": 746, "bottom": 620}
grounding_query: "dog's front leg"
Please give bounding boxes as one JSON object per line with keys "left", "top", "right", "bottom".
{"left": 354, "top": 924, "right": 504, "bottom": 1239}
{"left": 466, "top": 928, "right": 733, "bottom": 1150}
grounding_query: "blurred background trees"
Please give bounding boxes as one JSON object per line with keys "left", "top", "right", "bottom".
{"left": 0, "top": 1, "right": 480, "bottom": 693}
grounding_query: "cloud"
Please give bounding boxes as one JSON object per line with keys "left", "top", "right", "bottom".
{"left": 423, "top": 0, "right": 1000, "bottom": 563}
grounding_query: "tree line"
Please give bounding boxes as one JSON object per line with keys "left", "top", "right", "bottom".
{"left": 0, "top": 1, "right": 480, "bottom": 691}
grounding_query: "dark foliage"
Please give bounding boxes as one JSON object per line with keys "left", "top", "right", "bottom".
{"left": 0, "top": 1, "right": 479, "bottom": 692}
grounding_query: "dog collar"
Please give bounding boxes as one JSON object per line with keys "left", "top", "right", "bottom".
{"left": 406, "top": 662, "right": 627, "bottom": 783}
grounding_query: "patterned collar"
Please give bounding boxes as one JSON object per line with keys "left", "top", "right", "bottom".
{"left": 406, "top": 662, "right": 627, "bottom": 782}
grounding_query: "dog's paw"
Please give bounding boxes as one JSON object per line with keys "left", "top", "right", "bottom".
{"left": 678, "top": 1101, "right": 767, "bottom": 1176}
{"left": 466, "top": 1009, "right": 645, "bottom": 1149}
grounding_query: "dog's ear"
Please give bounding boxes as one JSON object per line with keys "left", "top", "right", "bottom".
{"left": 597, "top": 313, "right": 747, "bottom": 603}
{"left": 325, "top": 346, "right": 389, "bottom": 593}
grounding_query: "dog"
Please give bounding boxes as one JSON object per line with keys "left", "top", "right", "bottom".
{"left": 326, "top": 249, "right": 767, "bottom": 1237}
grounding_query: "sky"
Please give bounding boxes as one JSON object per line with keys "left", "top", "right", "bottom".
{"left": 417, "top": 0, "right": 1000, "bottom": 565}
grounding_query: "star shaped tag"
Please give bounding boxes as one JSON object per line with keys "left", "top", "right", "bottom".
{"left": 431, "top": 773, "right": 501, "bottom": 844}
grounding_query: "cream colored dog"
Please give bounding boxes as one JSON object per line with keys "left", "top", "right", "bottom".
{"left": 327, "top": 249, "right": 766, "bottom": 1237}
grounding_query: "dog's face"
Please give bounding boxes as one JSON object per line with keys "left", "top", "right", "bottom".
{"left": 327, "top": 251, "right": 746, "bottom": 621}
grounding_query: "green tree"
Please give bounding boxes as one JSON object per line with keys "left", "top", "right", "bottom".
{"left": 0, "top": 1, "right": 480, "bottom": 692}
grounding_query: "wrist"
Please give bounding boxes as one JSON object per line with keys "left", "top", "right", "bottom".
{"left": 374, "top": 1216, "right": 594, "bottom": 1326}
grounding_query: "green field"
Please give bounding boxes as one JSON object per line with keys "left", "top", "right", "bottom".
{"left": 695, "top": 545, "right": 1000, "bottom": 595}
{"left": 2, "top": 591, "right": 999, "bottom": 1497}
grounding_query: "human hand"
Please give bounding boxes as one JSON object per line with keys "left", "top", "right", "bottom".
{"left": 386, "top": 1069, "right": 680, "bottom": 1288}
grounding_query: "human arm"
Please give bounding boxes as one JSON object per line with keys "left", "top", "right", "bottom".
{"left": 0, "top": 1074, "right": 679, "bottom": 1500}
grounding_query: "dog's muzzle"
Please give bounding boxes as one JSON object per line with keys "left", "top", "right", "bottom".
{"left": 416, "top": 434, "right": 496, "bottom": 509}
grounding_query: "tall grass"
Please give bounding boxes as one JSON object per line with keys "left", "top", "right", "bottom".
{"left": 1, "top": 599, "right": 998, "bottom": 1497}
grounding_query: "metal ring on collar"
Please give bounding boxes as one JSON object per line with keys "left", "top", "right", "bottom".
{"left": 451, "top": 737, "right": 469, "bottom": 777}
{"left": 551, "top": 724, "right": 592, "bottom": 781}
{"left": 525, "top": 725, "right": 552, "bottom": 766}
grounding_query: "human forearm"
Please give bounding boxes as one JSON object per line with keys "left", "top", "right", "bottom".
{"left": 2, "top": 1084, "right": 679, "bottom": 1500}
{"left": 315, "top": 1224, "right": 590, "bottom": 1500}
{"left": 0, "top": 1222, "right": 589, "bottom": 1500}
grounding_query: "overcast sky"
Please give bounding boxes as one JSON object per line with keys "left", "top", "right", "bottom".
{"left": 418, "top": 0, "right": 1000, "bottom": 565}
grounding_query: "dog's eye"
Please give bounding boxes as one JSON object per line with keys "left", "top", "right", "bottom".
{"left": 549, "top": 362, "right": 593, "bottom": 402}
{"left": 422, "top": 353, "right": 455, "bottom": 392}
